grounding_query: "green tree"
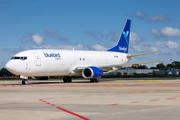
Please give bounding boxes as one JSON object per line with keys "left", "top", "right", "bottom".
{"left": 0, "top": 70, "right": 2, "bottom": 77}
{"left": 0, "top": 68, "right": 14, "bottom": 76}
{"left": 172, "top": 61, "right": 180, "bottom": 69}
{"left": 167, "top": 64, "right": 173, "bottom": 68}
{"left": 156, "top": 63, "right": 166, "bottom": 69}
{"left": 136, "top": 65, "right": 148, "bottom": 69}
{"left": 150, "top": 67, "right": 158, "bottom": 69}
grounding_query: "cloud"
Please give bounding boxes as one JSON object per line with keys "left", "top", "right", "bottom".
{"left": 127, "top": 11, "right": 171, "bottom": 22}
{"left": 165, "top": 41, "right": 178, "bottom": 49}
{"left": 21, "top": 29, "right": 69, "bottom": 46}
{"left": 149, "top": 26, "right": 180, "bottom": 39}
{"left": 135, "top": 11, "right": 148, "bottom": 20}
{"left": 132, "top": 45, "right": 142, "bottom": 52}
{"left": 99, "top": 31, "right": 108, "bottom": 39}
{"left": 83, "top": 30, "right": 120, "bottom": 42}
{"left": 32, "top": 34, "right": 44, "bottom": 46}
{"left": 129, "top": 40, "right": 180, "bottom": 63}
{"left": 0, "top": 0, "right": 13, "bottom": 9}
{"left": 109, "top": 31, "right": 143, "bottom": 45}
{"left": 90, "top": 44, "right": 107, "bottom": 51}
{"left": 149, "top": 14, "right": 171, "bottom": 22}
{"left": 21, "top": 34, "right": 44, "bottom": 46}
{"left": 155, "top": 41, "right": 179, "bottom": 50}
{"left": 21, "top": 36, "right": 31, "bottom": 42}
{"left": 83, "top": 30, "right": 143, "bottom": 47}
{"left": 132, "top": 45, "right": 159, "bottom": 53}
{"left": 44, "top": 29, "right": 68, "bottom": 41}
{"left": 129, "top": 32, "right": 144, "bottom": 45}
{"left": 109, "top": 31, "right": 119, "bottom": 41}
{"left": 83, "top": 30, "right": 102, "bottom": 41}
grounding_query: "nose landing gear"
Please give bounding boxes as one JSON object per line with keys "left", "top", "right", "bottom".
{"left": 20, "top": 75, "right": 28, "bottom": 85}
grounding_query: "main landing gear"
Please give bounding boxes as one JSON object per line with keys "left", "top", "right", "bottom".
{"left": 63, "top": 77, "right": 100, "bottom": 83}
{"left": 63, "top": 76, "right": 72, "bottom": 83}
{"left": 90, "top": 79, "right": 99, "bottom": 83}
{"left": 22, "top": 80, "right": 28, "bottom": 85}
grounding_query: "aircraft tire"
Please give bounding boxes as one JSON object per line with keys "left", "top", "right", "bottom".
{"left": 63, "top": 76, "right": 72, "bottom": 83}
{"left": 22, "top": 80, "right": 28, "bottom": 85}
{"left": 94, "top": 79, "right": 99, "bottom": 83}
{"left": 90, "top": 79, "right": 95, "bottom": 83}
{"left": 63, "top": 76, "right": 68, "bottom": 83}
{"left": 67, "top": 76, "right": 72, "bottom": 83}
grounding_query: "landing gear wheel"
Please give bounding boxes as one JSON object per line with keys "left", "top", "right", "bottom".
{"left": 63, "top": 76, "right": 72, "bottom": 83}
{"left": 90, "top": 79, "right": 95, "bottom": 83}
{"left": 22, "top": 80, "right": 28, "bottom": 85}
{"left": 63, "top": 76, "right": 68, "bottom": 83}
{"left": 67, "top": 77, "right": 72, "bottom": 83}
{"left": 90, "top": 79, "right": 99, "bottom": 83}
{"left": 95, "top": 79, "right": 99, "bottom": 83}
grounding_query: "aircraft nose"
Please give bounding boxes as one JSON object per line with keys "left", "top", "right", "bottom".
{"left": 5, "top": 61, "right": 17, "bottom": 73}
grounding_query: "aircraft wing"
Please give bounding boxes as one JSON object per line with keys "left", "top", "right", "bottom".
{"left": 71, "top": 59, "right": 172, "bottom": 75}
{"left": 100, "top": 59, "right": 172, "bottom": 74}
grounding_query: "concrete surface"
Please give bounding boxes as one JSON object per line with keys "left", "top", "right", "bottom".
{"left": 0, "top": 79, "right": 180, "bottom": 120}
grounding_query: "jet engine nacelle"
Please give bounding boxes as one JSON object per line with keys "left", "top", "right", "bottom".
{"left": 82, "top": 66, "right": 103, "bottom": 79}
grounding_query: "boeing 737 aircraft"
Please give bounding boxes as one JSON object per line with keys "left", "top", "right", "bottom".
{"left": 5, "top": 20, "right": 171, "bottom": 85}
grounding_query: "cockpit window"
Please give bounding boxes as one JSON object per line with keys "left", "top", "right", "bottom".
{"left": 14, "top": 57, "right": 20, "bottom": 59}
{"left": 24, "top": 57, "right": 27, "bottom": 60}
{"left": 11, "top": 56, "right": 28, "bottom": 60}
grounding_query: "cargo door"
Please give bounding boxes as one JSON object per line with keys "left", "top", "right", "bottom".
{"left": 33, "top": 52, "right": 41, "bottom": 66}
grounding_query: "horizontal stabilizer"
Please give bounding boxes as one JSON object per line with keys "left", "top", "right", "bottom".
{"left": 127, "top": 50, "right": 163, "bottom": 58}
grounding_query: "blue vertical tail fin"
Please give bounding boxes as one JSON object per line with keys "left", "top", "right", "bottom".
{"left": 108, "top": 19, "right": 131, "bottom": 53}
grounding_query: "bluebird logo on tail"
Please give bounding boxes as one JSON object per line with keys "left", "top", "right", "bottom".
{"left": 123, "top": 31, "right": 129, "bottom": 44}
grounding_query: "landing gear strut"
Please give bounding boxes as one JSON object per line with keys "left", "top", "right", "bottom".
{"left": 90, "top": 79, "right": 99, "bottom": 83}
{"left": 22, "top": 80, "right": 28, "bottom": 85}
{"left": 63, "top": 76, "right": 72, "bottom": 83}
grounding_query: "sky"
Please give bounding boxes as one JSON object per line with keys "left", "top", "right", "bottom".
{"left": 0, "top": 0, "right": 180, "bottom": 68}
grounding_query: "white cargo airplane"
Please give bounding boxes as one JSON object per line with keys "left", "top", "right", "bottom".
{"left": 5, "top": 20, "right": 171, "bottom": 85}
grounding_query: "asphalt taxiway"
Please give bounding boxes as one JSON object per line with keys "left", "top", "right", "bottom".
{"left": 0, "top": 79, "right": 180, "bottom": 120}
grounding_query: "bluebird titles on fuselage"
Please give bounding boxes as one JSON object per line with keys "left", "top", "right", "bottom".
{"left": 43, "top": 52, "right": 61, "bottom": 57}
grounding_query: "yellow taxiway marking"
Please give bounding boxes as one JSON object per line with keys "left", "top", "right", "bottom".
{"left": 135, "top": 80, "right": 164, "bottom": 82}
{"left": 115, "top": 80, "right": 165, "bottom": 82}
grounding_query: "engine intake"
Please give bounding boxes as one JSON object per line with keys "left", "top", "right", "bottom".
{"left": 82, "top": 66, "right": 103, "bottom": 79}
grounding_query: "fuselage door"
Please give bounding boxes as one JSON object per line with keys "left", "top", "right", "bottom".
{"left": 33, "top": 52, "right": 41, "bottom": 66}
